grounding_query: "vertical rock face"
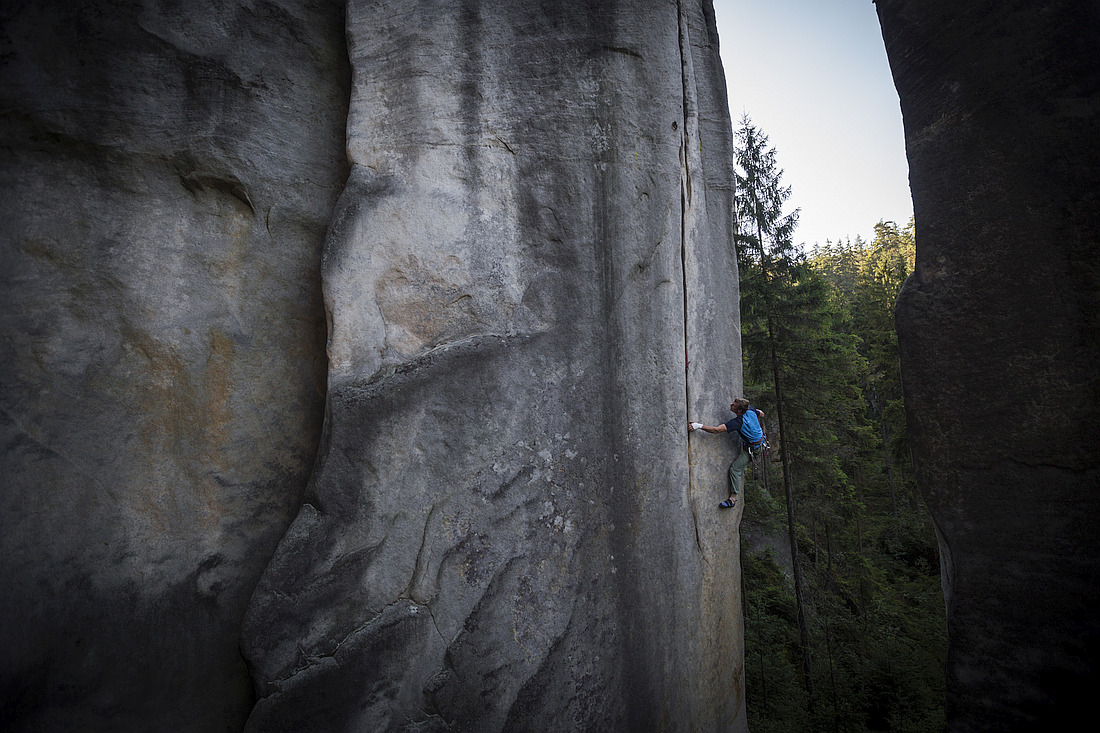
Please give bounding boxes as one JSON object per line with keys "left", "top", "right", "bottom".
{"left": 0, "top": 0, "right": 348, "bottom": 729}
{"left": 877, "top": 1, "right": 1100, "bottom": 729}
{"left": 240, "top": 0, "right": 745, "bottom": 730}
{"left": 2, "top": 0, "right": 744, "bottom": 730}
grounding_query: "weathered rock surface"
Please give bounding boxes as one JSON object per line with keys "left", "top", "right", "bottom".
{"left": 0, "top": 0, "right": 348, "bottom": 729}
{"left": 2, "top": 0, "right": 746, "bottom": 729}
{"left": 878, "top": 1, "right": 1100, "bottom": 729}
{"left": 239, "top": 0, "right": 745, "bottom": 730}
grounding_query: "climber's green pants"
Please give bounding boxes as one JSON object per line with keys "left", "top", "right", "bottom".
{"left": 728, "top": 449, "right": 750, "bottom": 496}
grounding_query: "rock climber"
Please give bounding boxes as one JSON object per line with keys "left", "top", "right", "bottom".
{"left": 688, "top": 398, "right": 766, "bottom": 509}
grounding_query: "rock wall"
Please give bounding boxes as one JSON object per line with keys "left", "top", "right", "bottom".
{"left": 240, "top": 0, "right": 745, "bottom": 729}
{"left": 2, "top": 0, "right": 746, "bottom": 730}
{"left": 876, "top": 1, "right": 1100, "bottom": 729}
{"left": 0, "top": 0, "right": 348, "bottom": 729}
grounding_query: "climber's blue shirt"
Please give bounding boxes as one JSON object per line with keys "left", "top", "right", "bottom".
{"left": 725, "top": 409, "right": 764, "bottom": 445}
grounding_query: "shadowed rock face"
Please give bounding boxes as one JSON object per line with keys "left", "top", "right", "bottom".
{"left": 2, "top": 0, "right": 745, "bottom": 730}
{"left": 240, "top": 0, "right": 745, "bottom": 730}
{"left": 0, "top": 0, "right": 348, "bottom": 729}
{"left": 6, "top": 0, "right": 1098, "bottom": 728}
{"left": 877, "top": 1, "right": 1100, "bottom": 729}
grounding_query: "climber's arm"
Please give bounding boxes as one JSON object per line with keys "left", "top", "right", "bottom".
{"left": 688, "top": 421, "right": 728, "bottom": 434}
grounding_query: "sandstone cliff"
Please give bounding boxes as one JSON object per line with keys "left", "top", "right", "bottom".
{"left": 877, "top": 1, "right": 1100, "bottom": 729}
{"left": 1, "top": 0, "right": 348, "bottom": 728}
{"left": 240, "top": 0, "right": 745, "bottom": 729}
{"left": 1, "top": 1, "right": 745, "bottom": 730}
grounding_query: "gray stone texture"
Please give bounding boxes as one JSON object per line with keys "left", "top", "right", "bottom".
{"left": 877, "top": 1, "right": 1100, "bottom": 730}
{"left": 240, "top": 0, "right": 746, "bottom": 730}
{"left": 2, "top": 0, "right": 747, "bottom": 730}
{"left": 0, "top": 0, "right": 348, "bottom": 729}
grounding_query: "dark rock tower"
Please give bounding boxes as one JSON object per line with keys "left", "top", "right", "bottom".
{"left": 876, "top": 1, "right": 1100, "bottom": 729}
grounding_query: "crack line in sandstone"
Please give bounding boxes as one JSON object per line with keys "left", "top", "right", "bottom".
{"left": 677, "top": 0, "right": 705, "bottom": 561}
{"left": 271, "top": 598, "right": 422, "bottom": 686}
{"left": 424, "top": 604, "right": 449, "bottom": 649}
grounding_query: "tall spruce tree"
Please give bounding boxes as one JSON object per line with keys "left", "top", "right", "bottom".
{"left": 808, "top": 235, "right": 865, "bottom": 305}
{"left": 743, "top": 205, "right": 945, "bottom": 730}
{"left": 733, "top": 115, "right": 816, "bottom": 704}
{"left": 735, "top": 117, "right": 878, "bottom": 718}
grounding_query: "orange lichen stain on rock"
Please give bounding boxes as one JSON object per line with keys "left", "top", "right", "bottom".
{"left": 731, "top": 653, "right": 745, "bottom": 707}
{"left": 124, "top": 322, "right": 193, "bottom": 534}
{"left": 123, "top": 323, "right": 238, "bottom": 532}
{"left": 373, "top": 253, "right": 522, "bottom": 358}
{"left": 197, "top": 328, "right": 236, "bottom": 529}
{"left": 201, "top": 329, "right": 234, "bottom": 458}
{"left": 22, "top": 235, "right": 71, "bottom": 269}
{"left": 376, "top": 257, "right": 480, "bottom": 349}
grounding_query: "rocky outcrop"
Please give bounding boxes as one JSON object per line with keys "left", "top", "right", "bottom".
{"left": 2, "top": 0, "right": 745, "bottom": 730}
{"left": 239, "top": 0, "right": 745, "bottom": 730}
{"left": 0, "top": 1, "right": 348, "bottom": 728}
{"left": 877, "top": 1, "right": 1100, "bottom": 729}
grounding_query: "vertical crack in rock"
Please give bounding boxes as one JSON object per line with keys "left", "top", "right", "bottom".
{"left": 238, "top": 1, "right": 744, "bottom": 730}
{"left": 678, "top": 0, "right": 705, "bottom": 560}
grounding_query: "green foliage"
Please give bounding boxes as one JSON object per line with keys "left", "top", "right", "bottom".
{"left": 742, "top": 549, "right": 809, "bottom": 732}
{"left": 734, "top": 113, "right": 821, "bottom": 700}
{"left": 742, "top": 472, "right": 784, "bottom": 529}
{"left": 811, "top": 220, "right": 919, "bottom": 514}
{"left": 743, "top": 508, "right": 947, "bottom": 732}
{"left": 736, "top": 118, "right": 944, "bottom": 731}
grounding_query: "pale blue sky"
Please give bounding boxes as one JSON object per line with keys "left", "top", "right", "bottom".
{"left": 711, "top": 0, "right": 913, "bottom": 249}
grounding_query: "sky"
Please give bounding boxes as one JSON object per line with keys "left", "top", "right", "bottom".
{"left": 711, "top": 0, "right": 913, "bottom": 249}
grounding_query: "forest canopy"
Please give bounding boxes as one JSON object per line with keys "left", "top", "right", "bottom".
{"left": 733, "top": 115, "right": 944, "bottom": 733}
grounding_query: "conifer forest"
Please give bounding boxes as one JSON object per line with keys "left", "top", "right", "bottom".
{"left": 734, "top": 117, "right": 946, "bottom": 732}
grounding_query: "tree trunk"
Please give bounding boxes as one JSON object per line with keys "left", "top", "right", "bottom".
{"left": 758, "top": 649, "right": 768, "bottom": 715}
{"left": 855, "top": 473, "right": 864, "bottom": 557}
{"left": 753, "top": 214, "right": 815, "bottom": 708}
{"left": 768, "top": 312, "right": 815, "bottom": 709}
{"left": 825, "top": 615, "right": 840, "bottom": 733}
{"left": 882, "top": 418, "right": 898, "bottom": 517}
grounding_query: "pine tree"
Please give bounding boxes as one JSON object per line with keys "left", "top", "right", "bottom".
{"left": 733, "top": 114, "right": 816, "bottom": 705}
{"left": 809, "top": 235, "right": 865, "bottom": 305}
{"left": 736, "top": 117, "right": 882, "bottom": 719}
{"left": 735, "top": 121, "right": 944, "bottom": 731}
